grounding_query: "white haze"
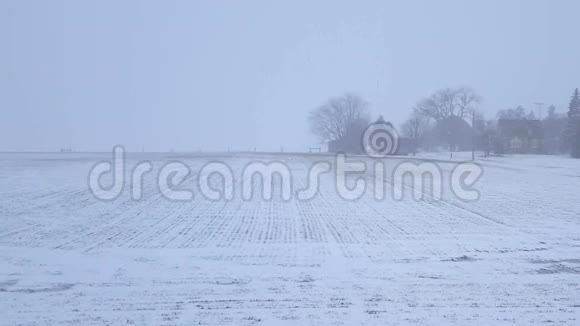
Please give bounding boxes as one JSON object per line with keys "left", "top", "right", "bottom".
{"left": 1, "top": 0, "right": 579, "bottom": 152}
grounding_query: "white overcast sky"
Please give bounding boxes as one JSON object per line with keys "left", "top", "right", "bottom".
{"left": 1, "top": 0, "right": 579, "bottom": 152}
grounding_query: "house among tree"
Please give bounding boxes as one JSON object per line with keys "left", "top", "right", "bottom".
{"left": 432, "top": 116, "right": 473, "bottom": 151}
{"left": 327, "top": 117, "right": 413, "bottom": 155}
{"left": 327, "top": 118, "right": 370, "bottom": 154}
{"left": 497, "top": 119, "right": 543, "bottom": 154}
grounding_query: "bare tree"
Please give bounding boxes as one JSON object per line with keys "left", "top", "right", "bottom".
{"left": 401, "top": 110, "right": 432, "bottom": 155}
{"left": 309, "top": 93, "right": 370, "bottom": 142}
{"left": 496, "top": 106, "right": 528, "bottom": 120}
{"left": 416, "top": 87, "right": 481, "bottom": 122}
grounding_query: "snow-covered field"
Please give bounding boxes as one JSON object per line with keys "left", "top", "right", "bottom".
{"left": 0, "top": 152, "right": 579, "bottom": 325}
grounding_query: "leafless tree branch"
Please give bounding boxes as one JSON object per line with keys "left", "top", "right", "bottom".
{"left": 309, "top": 93, "right": 369, "bottom": 142}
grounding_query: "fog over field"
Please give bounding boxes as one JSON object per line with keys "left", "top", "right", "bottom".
{"left": 2, "top": 1, "right": 580, "bottom": 325}
{"left": 1, "top": 0, "right": 579, "bottom": 152}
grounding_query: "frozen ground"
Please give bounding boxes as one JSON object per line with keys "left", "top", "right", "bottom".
{"left": 0, "top": 152, "right": 579, "bottom": 325}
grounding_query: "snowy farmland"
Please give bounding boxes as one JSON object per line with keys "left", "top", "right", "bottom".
{"left": 1, "top": 152, "right": 579, "bottom": 325}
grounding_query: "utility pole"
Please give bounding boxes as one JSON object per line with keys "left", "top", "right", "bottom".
{"left": 534, "top": 102, "right": 544, "bottom": 120}
{"left": 472, "top": 110, "right": 476, "bottom": 161}
{"left": 447, "top": 130, "right": 453, "bottom": 159}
